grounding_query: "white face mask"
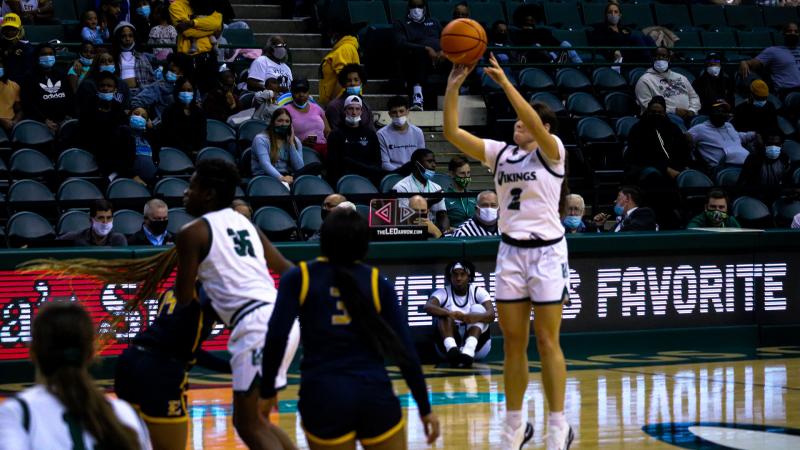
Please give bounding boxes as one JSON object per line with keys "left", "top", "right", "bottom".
{"left": 477, "top": 207, "right": 498, "bottom": 223}
{"left": 653, "top": 60, "right": 669, "bottom": 73}
{"left": 409, "top": 7, "right": 425, "bottom": 22}
{"left": 391, "top": 116, "right": 407, "bottom": 127}
{"left": 345, "top": 115, "right": 361, "bottom": 126}
{"left": 706, "top": 66, "right": 721, "bottom": 77}
{"left": 92, "top": 220, "right": 113, "bottom": 237}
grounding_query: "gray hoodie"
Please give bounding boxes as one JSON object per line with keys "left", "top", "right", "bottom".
{"left": 635, "top": 68, "right": 701, "bottom": 115}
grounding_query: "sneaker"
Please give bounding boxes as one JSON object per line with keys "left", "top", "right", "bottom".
{"left": 545, "top": 423, "right": 574, "bottom": 450}
{"left": 410, "top": 102, "right": 423, "bottom": 112}
{"left": 460, "top": 352, "right": 474, "bottom": 368}
{"left": 446, "top": 347, "right": 461, "bottom": 367}
{"left": 501, "top": 421, "right": 533, "bottom": 450}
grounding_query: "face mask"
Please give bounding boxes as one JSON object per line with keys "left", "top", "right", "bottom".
{"left": 0, "top": 68, "right": 4, "bottom": 78}
{"left": 710, "top": 114, "right": 728, "bottom": 128}
{"left": 753, "top": 99, "right": 767, "bottom": 108}
{"left": 765, "top": 145, "right": 781, "bottom": 160}
{"left": 345, "top": 85, "right": 362, "bottom": 96}
{"left": 165, "top": 70, "right": 178, "bottom": 82}
{"left": 130, "top": 114, "right": 147, "bottom": 130}
{"left": 272, "top": 46, "right": 287, "bottom": 60}
{"left": 416, "top": 161, "right": 435, "bottom": 180}
{"left": 273, "top": 125, "right": 290, "bottom": 136}
{"left": 100, "top": 64, "right": 116, "bottom": 74}
{"left": 92, "top": 220, "right": 113, "bottom": 237}
{"left": 97, "top": 91, "right": 115, "bottom": 102}
{"left": 706, "top": 66, "right": 721, "bottom": 77}
{"left": 785, "top": 33, "right": 799, "bottom": 47}
{"left": 137, "top": 5, "right": 150, "bottom": 17}
{"left": 147, "top": 219, "right": 168, "bottom": 235}
{"left": 178, "top": 91, "right": 194, "bottom": 104}
{"left": 409, "top": 7, "right": 425, "bottom": 22}
{"left": 614, "top": 203, "right": 625, "bottom": 216}
{"left": 606, "top": 14, "right": 620, "bottom": 25}
{"left": 293, "top": 100, "right": 308, "bottom": 109}
{"left": 345, "top": 115, "right": 361, "bottom": 126}
{"left": 121, "top": 43, "right": 135, "bottom": 52}
{"left": 705, "top": 209, "right": 728, "bottom": 225}
{"left": 453, "top": 176, "right": 470, "bottom": 189}
{"left": 645, "top": 112, "right": 666, "bottom": 123}
{"left": 653, "top": 60, "right": 669, "bottom": 73}
{"left": 391, "top": 116, "right": 407, "bottom": 127}
{"left": 2, "top": 30, "right": 19, "bottom": 43}
{"left": 39, "top": 55, "right": 55, "bottom": 69}
{"left": 477, "top": 207, "right": 498, "bottom": 223}
{"left": 80, "top": 56, "right": 93, "bottom": 66}
{"left": 563, "top": 215, "right": 583, "bottom": 230}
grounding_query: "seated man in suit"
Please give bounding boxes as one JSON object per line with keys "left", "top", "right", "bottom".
{"left": 129, "top": 198, "right": 174, "bottom": 246}
{"left": 592, "top": 185, "right": 658, "bottom": 232}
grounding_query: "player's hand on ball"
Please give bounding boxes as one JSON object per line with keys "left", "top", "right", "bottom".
{"left": 448, "top": 63, "right": 476, "bottom": 87}
{"left": 421, "top": 412, "right": 441, "bottom": 444}
{"left": 483, "top": 53, "right": 509, "bottom": 86}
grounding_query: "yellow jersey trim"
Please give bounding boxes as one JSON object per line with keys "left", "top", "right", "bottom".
{"left": 303, "top": 426, "right": 357, "bottom": 445}
{"left": 360, "top": 417, "right": 405, "bottom": 445}
{"left": 299, "top": 261, "right": 310, "bottom": 306}
{"left": 132, "top": 405, "right": 189, "bottom": 424}
{"left": 190, "top": 310, "right": 204, "bottom": 354}
{"left": 371, "top": 267, "right": 380, "bottom": 313}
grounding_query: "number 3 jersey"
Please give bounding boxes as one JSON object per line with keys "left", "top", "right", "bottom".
{"left": 197, "top": 208, "right": 277, "bottom": 326}
{"left": 482, "top": 136, "right": 566, "bottom": 241}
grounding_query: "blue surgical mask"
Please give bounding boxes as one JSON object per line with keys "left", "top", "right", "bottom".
{"left": 614, "top": 204, "right": 625, "bottom": 216}
{"left": 178, "top": 91, "right": 194, "bottom": 104}
{"left": 97, "top": 91, "right": 115, "bottom": 102}
{"left": 100, "top": 64, "right": 116, "bottom": 74}
{"left": 765, "top": 145, "right": 781, "bottom": 160}
{"left": 345, "top": 85, "right": 362, "bottom": 96}
{"left": 753, "top": 99, "right": 767, "bottom": 108}
{"left": 153, "top": 66, "right": 163, "bottom": 81}
{"left": 417, "top": 161, "right": 435, "bottom": 181}
{"left": 165, "top": 70, "right": 178, "bottom": 82}
{"left": 653, "top": 59, "right": 669, "bottom": 73}
{"left": 293, "top": 101, "right": 308, "bottom": 109}
{"left": 130, "top": 115, "right": 147, "bottom": 130}
{"left": 563, "top": 215, "right": 583, "bottom": 230}
{"left": 39, "top": 55, "right": 56, "bottom": 69}
{"left": 137, "top": 5, "right": 150, "bottom": 17}
{"left": 80, "top": 56, "right": 93, "bottom": 66}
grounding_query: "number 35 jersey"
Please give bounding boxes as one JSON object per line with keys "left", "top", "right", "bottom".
{"left": 482, "top": 136, "right": 566, "bottom": 241}
{"left": 197, "top": 208, "right": 277, "bottom": 326}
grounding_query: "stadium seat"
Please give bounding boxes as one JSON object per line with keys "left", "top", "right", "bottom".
{"left": 667, "top": 113, "right": 687, "bottom": 132}
{"left": 112, "top": 209, "right": 144, "bottom": 237}
{"left": 603, "top": 92, "right": 636, "bottom": 118}
{"left": 782, "top": 139, "right": 800, "bottom": 163}
{"left": 237, "top": 119, "right": 268, "bottom": 149}
{"left": 0, "top": 157, "right": 8, "bottom": 190}
{"left": 197, "top": 146, "right": 236, "bottom": 164}
{"left": 167, "top": 208, "right": 195, "bottom": 235}
{"left": 239, "top": 147, "right": 253, "bottom": 179}
{"left": 621, "top": 3, "right": 655, "bottom": 29}
{"left": 690, "top": 5, "right": 727, "bottom": 31}
{"left": 700, "top": 31, "right": 744, "bottom": 61}
{"left": 543, "top": 2, "right": 582, "bottom": 29}
{"left": 615, "top": 116, "right": 639, "bottom": 142}
{"left": 772, "top": 198, "right": 800, "bottom": 227}
{"left": 737, "top": 30, "right": 774, "bottom": 51}
{"left": 518, "top": 68, "right": 556, "bottom": 95}
{"left": 292, "top": 175, "right": 334, "bottom": 197}
{"left": 206, "top": 119, "right": 237, "bottom": 150}
{"left": 725, "top": 5, "right": 764, "bottom": 30}
{"left": 653, "top": 4, "right": 691, "bottom": 30}
{"left": 337, "top": 174, "right": 378, "bottom": 195}
{"left": 715, "top": 167, "right": 741, "bottom": 186}
{"left": 387, "top": 0, "right": 408, "bottom": 23}
{"left": 763, "top": 7, "right": 798, "bottom": 30}
{"left": 555, "top": 68, "right": 591, "bottom": 95}
{"left": 302, "top": 147, "right": 322, "bottom": 165}
{"left": 794, "top": 167, "right": 800, "bottom": 185}
{"left": 298, "top": 205, "right": 323, "bottom": 240}
{"left": 777, "top": 116, "right": 796, "bottom": 138}
{"left": 482, "top": 68, "right": 517, "bottom": 92}
{"left": 576, "top": 117, "right": 616, "bottom": 142}
{"left": 670, "top": 67, "right": 697, "bottom": 84}
{"left": 23, "top": 25, "right": 64, "bottom": 44}
{"left": 732, "top": 196, "right": 772, "bottom": 228}
{"left": 356, "top": 203, "right": 370, "bottom": 219}
{"left": 567, "top": 92, "right": 604, "bottom": 117}
{"left": 627, "top": 67, "right": 647, "bottom": 86}
{"left": 253, "top": 206, "right": 298, "bottom": 241}
{"left": 54, "top": 0, "right": 78, "bottom": 23}
{"left": 592, "top": 68, "right": 627, "bottom": 93}
{"left": 57, "top": 148, "right": 99, "bottom": 179}
{"left": 7, "top": 211, "right": 55, "bottom": 247}
{"left": 57, "top": 119, "right": 80, "bottom": 149}
{"left": 469, "top": 2, "right": 505, "bottom": 27}
{"left": 582, "top": 3, "right": 605, "bottom": 27}
{"left": 157, "top": 147, "right": 194, "bottom": 176}
{"left": 348, "top": 1, "right": 389, "bottom": 26}
{"left": 676, "top": 169, "right": 714, "bottom": 189}
{"left": 576, "top": 117, "right": 622, "bottom": 177}
{"left": 531, "top": 92, "right": 566, "bottom": 116}
{"left": 154, "top": 177, "right": 189, "bottom": 206}
{"left": 239, "top": 92, "right": 255, "bottom": 109}
{"left": 10, "top": 148, "right": 55, "bottom": 182}
{"left": 690, "top": 115, "right": 709, "bottom": 128}
{"left": 57, "top": 210, "right": 89, "bottom": 235}
{"left": 673, "top": 31, "right": 705, "bottom": 61}
{"left": 427, "top": 2, "right": 453, "bottom": 24}
{"left": 7, "top": 179, "right": 55, "bottom": 215}
{"left": 221, "top": 27, "right": 257, "bottom": 47}
{"left": 246, "top": 175, "right": 290, "bottom": 209}
{"left": 380, "top": 173, "right": 404, "bottom": 193}
{"left": 676, "top": 169, "right": 713, "bottom": 215}
{"left": 56, "top": 178, "right": 104, "bottom": 209}
{"left": 11, "top": 120, "right": 54, "bottom": 150}
{"left": 106, "top": 178, "right": 151, "bottom": 209}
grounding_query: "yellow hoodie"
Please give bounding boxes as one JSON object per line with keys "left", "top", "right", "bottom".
{"left": 318, "top": 35, "right": 360, "bottom": 106}
{"left": 169, "top": 0, "right": 223, "bottom": 55}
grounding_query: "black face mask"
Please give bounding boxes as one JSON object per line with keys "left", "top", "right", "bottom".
{"left": 147, "top": 219, "right": 169, "bottom": 235}
{"left": 644, "top": 112, "right": 667, "bottom": 124}
{"left": 785, "top": 33, "right": 799, "bottom": 47}
{"left": 709, "top": 113, "right": 728, "bottom": 128}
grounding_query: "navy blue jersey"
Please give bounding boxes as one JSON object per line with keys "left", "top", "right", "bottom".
{"left": 261, "top": 259, "right": 431, "bottom": 416}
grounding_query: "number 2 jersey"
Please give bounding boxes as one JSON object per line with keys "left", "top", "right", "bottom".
{"left": 197, "top": 208, "right": 277, "bottom": 327}
{"left": 483, "top": 136, "right": 566, "bottom": 241}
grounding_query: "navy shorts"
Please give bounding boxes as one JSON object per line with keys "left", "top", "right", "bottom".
{"left": 114, "top": 346, "right": 189, "bottom": 423}
{"left": 298, "top": 374, "right": 404, "bottom": 446}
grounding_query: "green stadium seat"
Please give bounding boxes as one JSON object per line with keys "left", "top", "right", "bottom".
{"left": 732, "top": 196, "right": 772, "bottom": 228}
{"left": 428, "top": 2, "right": 453, "bottom": 25}
{"left": 531, "top": 91, "right": 566, "bottom": 116}
{"left": 470, "top": 2, "right": 506, "bottom": 27}
{"left": 619, "top": 3, "right": 654, "bottom": 30}
{"left": 725, "top": 5, "right": 764, "bottom": 30}
{"left": 221, "top": 28, "right": 258, "bottom": 48}
{"left": 763, "top": 6, "right": 799, "bottom": 30}
{"left": 653, "top": 4, "right": 690, "bottom": 30}
{"left": 54, "top": 0, "right": 79, "bottom": 24}
{"left": 700, "top": 31, "right": 745, "bottom": 61}
{"left": 24, "top": 25, "right": 64, "bottom": 43}
{"left": 737, "top": 30, "right": 774, "bottom": 50}
{"left": 673, "top": 31, "right": 704, "bottom": 62}
{"left": 298, "top": 205, "right": 323, "bottom": 240}
{"left": 388, "top": 1, "right": 408, "bottom": 23}
{"left": 543, "top": 2, "right": 582, "bottom": 29}
{"left": 348, "top": 1, "right": 389, "bottom": 26}
{"left": 518, "top": 68, "right": 556, "bottom": 94}
{"left": 567, "top": 92, "right": 604, "bottom": 117}
{"left": 581, "top": 3, "right": 605, "bottom": 27}
{"left": 690, "top": 5, "right": 727, "bottom": 31}
{"left": 253, "top": 206, "right": 298, "bottom": 241}
{"left": 773, "top": 198, "right": 800, "bottom": 227}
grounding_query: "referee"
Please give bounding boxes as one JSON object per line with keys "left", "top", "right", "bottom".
{"left": 451, "top": 191, "right": 499, "bottom": 237}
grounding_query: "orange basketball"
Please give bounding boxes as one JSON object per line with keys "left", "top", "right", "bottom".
{"left": 440, "top": 18, "right": 488, "bottom": 65}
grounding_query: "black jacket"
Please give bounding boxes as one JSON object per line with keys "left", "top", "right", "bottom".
{"left": 732, "top": 102, "right": 780, "bottom": 139}
{"left": 618, "top": 207, "right": 658, "bottom": 232}
{"left": 128, "top": 227, "right": 175, "bottom": 246}
{"left": 326, "top": 124, "right": 385, "bottom": 186}
{"left": 692, "top": 72, "right": 735, "bottom": 115}
{"left": 393, "top": 17, "right": 442, "bottom": 51}
{"left": 161, "top": 103, "right": 208, "bottom": 156}
{"left": 22, "top": 69, "right": 74, "bottom": 123}
{"left": 625, "top": 115, "right": 690, "bottom": 175}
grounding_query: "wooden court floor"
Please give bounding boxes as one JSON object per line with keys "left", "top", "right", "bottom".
{"left": 180, "top": 354, "right": 800, "bottom": 449}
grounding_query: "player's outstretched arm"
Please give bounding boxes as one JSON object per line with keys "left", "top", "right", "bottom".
{"left": 175, "top": 220, "right": 209, "bottom": 305}
{"left": 257, "top": 229, "right": 294, "bottom": 275}
{"left": 483, "top": 54, "right": 560, "bottom": 161}
{"left": 443, "top": 63, "right": 486, "bottom": 162}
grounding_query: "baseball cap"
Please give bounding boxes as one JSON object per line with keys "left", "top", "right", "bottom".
{"left": 450, "top": 262, "right": 471, "bottom": 275}
{"left": 711, "top": 99, "right": 731, "bottom": 111}
{"left": 344, "top": 95, "right": 362, "bottom": 108}
{"left": 2, "top": 13, "right": 21, "bottom": 30}
{"left": 750, "top": 79, "right": 769, "bottom": 97}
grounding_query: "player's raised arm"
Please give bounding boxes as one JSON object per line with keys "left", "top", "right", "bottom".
{"left": 175, "top": 220, "right": 209, "bottom": 305}
{"left": 443, "top": 63, "right": 486, "bottom": 162}
{"left": 483, "top": 54, "right": 560, "bottom": 161}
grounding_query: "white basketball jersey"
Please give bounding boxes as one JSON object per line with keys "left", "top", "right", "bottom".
{"left": 0, "top": 385, "right": 152, "bottom": 450}
{"left": 431, "top": 285, "right": 491, "bottom": 316}
{"left": 197, "top": 208, "right": 277, "bottom": 326}
{"left": 483, "top": 137, "right": 566, "bottom": 241}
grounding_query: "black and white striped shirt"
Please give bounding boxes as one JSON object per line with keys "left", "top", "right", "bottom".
{"left": 451, "top": 218, "right": 499, "bottom": 237}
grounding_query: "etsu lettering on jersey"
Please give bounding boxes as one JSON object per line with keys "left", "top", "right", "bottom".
{"left": 497, "top": 170, "right": 537, "bottom": 186}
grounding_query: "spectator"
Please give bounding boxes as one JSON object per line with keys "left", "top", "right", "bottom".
{"left": 308, "top": 193, "right": 347, "bottom": 241}
{"left": 511, "top": 4, "right": 581, "bottom": 65}
{"left": 687, "top": 189, "right": 741, "bottom": 228}
{"left": 739, "top": 134, "right": 791, "bottom": 187}
{"left": 409, "top": 195, "right": 443, "bottom": 239}
{"left": 99, "top": 0, "right": 124, "bottom": 33}
{"left": 625, "top": 96, "right": 690, "bottom": 181}
{"left": 393, "top": 148, "right": 449, "bottom": 231}
{"left": 688, "top": 99, "right": 757, "bottom": 171}
{"left": 121, "top": 107, "right": 161, "bottom": 185}
{"left": 247, "top": 35, "right": 292, "bottom": 92}
{"left": 285, "top": 78, "right": 330, "bottom": 156}
{"left": 588, "top": 2, "right": 654, "bottom": 64}
{"left": 393, "top": 0, "right": 444, "bottom": 111}
{"left": 740, "top": 22, "right": 800, "bottom": 98}
{"left": 562, "top": 193, "right": 588, "bottom": 234}
{"left": 129, "top": 199, "right": 173, "bottom": 246}
{"left": 23, "top": 42, "right": 73, "bottom": 135}
{"left": 0, "top": 13, "right": 33, "bottom": 83}
{"left": 80, "top": 10, "right": 108, "bottom": 44}
{"left": 160, "top": 77, "right": 207, "bottom": 157}
{"left": 8, "top": 0, "right": 53, "bottom": 24}
{"left": 203, "top": 67, "right": 244, "bottom": 122}
{"left": 452, "top": 1, "right": 469, "bottom": 19}
{"left": 325, "top": 63, "right": 375, "bottom": 132}
{"left": 169, "top": 0, "right": 223, "bottom": 93}
{"left": 67, "top": 42, "right": 96, "bottom": 92}
{"left": 57, "top": 199, "right": 128, "bottom": 247}
{"left": 149, "top": 4, "right": 177, "bottom": 62}
{"left": 635, "top": 47, "right": 700, "bottom": 119}
{"left": 424, "top": 260, "right": 494, "bottom": 368}
{"left": 326, "top": 95, "right": 384, "bottom": 186}
{"left": 444, "top": 156, "right": 474, "bottom": 228}
{"left": 251, "top": 77, "right": 282, "bottom": 124}
{"left": 130, "top": 0, "right": 153, "bottom": 46}
{"left": 132, "top": 52, "right": 192, "bottom": 121}
{"left": 693, "top": 52, "right": 735, "bottom": 115}
{"left": 250, "top": 107, "right": 305, "bottom": 185}
{"left": 112, "top": 22, "right": 153, "bottom": 96}
{"left": 451, "top": 190, "right": 499, "bottom": 237}
{"left": 488, "top": 20, "right": 513, "bottom": 64}
{"left": 319, "top": 21, "right": 360, "bottom": 106}
{"left": 0, "top": 55, "right": 22, "bottom": 134}
{"left": 231, "top": 199, "right": 253, "bottom": 220}
{"left": 792, "top": 213, "right": 800, "bottom": 229}
{"left": 592, "top": 186, "right": 658, "bottom": 232}
{"left": 379, "top": 95, "right": 425, "bottom": 172}
{"left": 77, "top": 50, "right": 131, "bottom": 114}
{"left": 78, "top": 71, "right": 127, "bottom": 179}
{"left": 732, "top": 80, "right": 780, "bottom": 138}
